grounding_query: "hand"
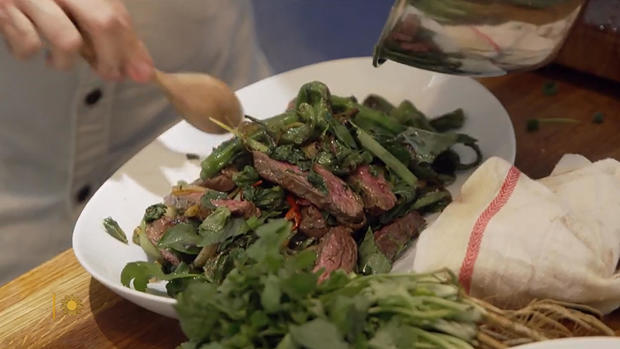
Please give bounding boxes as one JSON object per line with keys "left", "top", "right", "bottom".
{"left": 0, "top": 0, "right": 154, "bottom": 82}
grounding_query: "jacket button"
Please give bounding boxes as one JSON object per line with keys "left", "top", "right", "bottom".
{"left": 76, "top": 185, "right": 92, "bottom": 204}
{"left": 84, "top": 89, "right": 103, "bottom": 106}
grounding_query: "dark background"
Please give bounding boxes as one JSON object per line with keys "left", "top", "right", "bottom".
{"left": 254, "top": 1, "right": 393, "bottom": 74}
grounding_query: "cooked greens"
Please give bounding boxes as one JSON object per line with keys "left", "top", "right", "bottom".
{"left": 121, "top": 81, "right": 480, "bottom": 292}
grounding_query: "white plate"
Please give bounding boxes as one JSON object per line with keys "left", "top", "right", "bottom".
{"left": 73, "top": 57, "right": 516, "bottom": 318}
{"left": 512, "top": 337, "right": 620, "bottom": 349}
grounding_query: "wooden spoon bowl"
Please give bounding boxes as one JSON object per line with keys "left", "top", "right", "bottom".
{"left": 153, "top": 70, "right": 243, "bottom": 134}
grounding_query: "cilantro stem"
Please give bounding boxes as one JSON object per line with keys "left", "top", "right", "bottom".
{"left": 535, "top": 118, "right": 579, "bottom": 124}
{"left": 526, "top": 117, "right": 579, "bottom": 132}
{"left": 209, "top": 117, "right": 270, "bottom": 153}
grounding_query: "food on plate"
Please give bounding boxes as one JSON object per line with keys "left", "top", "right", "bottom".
{"left": 413, "top": 154, "right": 620, "bottom": 314}
{"left": 119, "top": 81, "right": 482, "bottom": 295}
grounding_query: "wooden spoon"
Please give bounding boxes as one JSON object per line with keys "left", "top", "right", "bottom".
{"left": 152, "top": 69, "right": 243, "bottom": 134}
{"left": 80, "top": 46, "right": 242, "bottom": 134}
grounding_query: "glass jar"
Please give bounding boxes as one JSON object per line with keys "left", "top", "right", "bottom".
{"left": 374, "top": 0, "right": 586, "bottom": 76}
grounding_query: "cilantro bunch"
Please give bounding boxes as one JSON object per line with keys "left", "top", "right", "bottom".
{"left": 173, "top": 219, "right": 482, "bottom": 349}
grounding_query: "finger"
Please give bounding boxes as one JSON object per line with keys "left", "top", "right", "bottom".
{"left": 2, "top": 5, "right": 42, "bottom": 59}
{"left": 17, "top": 0, "right": 82, "bottom": 70}
{"left": 58, "top": 0, "right": 129, "bottom": 80}
{"left": 100, "top": 0, "right": 153, "bottom": 82}
{"left": 124, "top": 40, "right": 154, "bottom": 83}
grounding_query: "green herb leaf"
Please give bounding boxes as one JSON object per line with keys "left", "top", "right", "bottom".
{"left": 369, "top": 320, "right": 416, "bottom": 349}
{"left": 261, "top": 274, "right": 282, "bottom": 313}
{"left": 291, "top": 249, "right": 317, "bottom": 270}
{"left": 363, "top": 94, "right": 395, "bottom": 114}
{"left": 358, "top": 228, "right": 392, "bottom": 275}
{"left": 120, "top": 261, "right": 201, "bottom": 292}
{"left": 327, "top": 115, "right": 358, "bottom": 149}
{"left": 158, "top": 223, "right": 201, "bottom": 254}
{"left": 280, "top": 272, "right": 318, "bottom": 300}
{"left": 243, "top": 185, "right": 287, "bottom": 211}
{"left": 175, "top": 281, "right": 220, "bottom": 340}
{"left": 431, "top": 108, "right": 465, "bottom": 132}
{"left": 526, "top": 118, "right": 540, "bottom": 132}
{"left": 593, "top": 112, "right": 605, "bottom": 124}
{"left": 289, "top": 318, "right": 348, "bottom": 349}
{"left": 326, "top": 295, "right": 371, "bottom": 343}
{"left": 390, "top": 100, "right": 435, "bottom": 131}
{"left": 275, "top": 334, "right": 298, "bottom": 349}
{"left": 543, "top": 81, "right": 558, "bottom": 96}
{"left": 397, "top": 127, "right": 459, "bottom": 164}
{"left": 232, "top": 165, "right": 259, "bottom": 187}
{"left": 307, "top": 169, "right": 328, "bottom": 194}
{"left": 246, "top": 219, "right": 292, "bottom": 268}
{"left": 144, "top": 203, "right": 167, "bottom": 223}
{"left": 272, "top": 144, "right": 311, "bottom": 170}
{"left": 199, "top": 190, "right": 228, "bottom": 210}
{"left": 102, "top": 217, "right": 128, "bottom": 244}
{"left": 120, "top": 261, "right": 165, "bottom": 291}
{"left": 198, "top": 207, "right": 232, "bottom": 246}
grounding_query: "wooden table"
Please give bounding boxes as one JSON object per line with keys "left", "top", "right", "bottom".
{"left": 1, "top": 65, "right": 619, "bottom": 348}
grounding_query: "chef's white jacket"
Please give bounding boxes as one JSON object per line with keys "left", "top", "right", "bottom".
{"left": 0, "top": 0, "right": 271, "bottom": 283}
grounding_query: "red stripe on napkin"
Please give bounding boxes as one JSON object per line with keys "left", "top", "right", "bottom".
{"left": 458, "top": 166, "right": 521, "bottom": 293}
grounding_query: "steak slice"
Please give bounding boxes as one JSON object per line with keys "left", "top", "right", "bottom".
{"left": 313, "top": 165, "right": 365, "bottom": 228}
{"left": 211, "top": 199, "right": 260, "bottom": 218}
{"left": 374, "top": 211, "right": 426, "bottom": 261}
{"left": 145, "top": 216, "right": 184, "bottom": 266}
{"left": 253, "top": 151, "right": 366, "bottom": 228}
{"left": 299, "top": 205, "right": 328, "bottom": 238}
{"left": 193, "top": 166, "right": 237, "bottom": 192}
{"left": 348, "top": 165, "right": 397, "bottom": 216}
{"left": 313, "top": 226, "right": 357, "bottom": 282}
{"left": 253, "top": 151, "right": 327, "bottom": 206}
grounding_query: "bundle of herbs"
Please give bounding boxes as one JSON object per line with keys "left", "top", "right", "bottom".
{"left": 121, "top": 219, "right": 613, "bottom": 349}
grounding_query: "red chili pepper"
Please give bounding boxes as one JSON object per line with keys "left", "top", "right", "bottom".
{"left": 252, "top": 180, "right": 263, "bottom": 187}
{"left": 284, "top": 194, "right": 301, "bottom": 230}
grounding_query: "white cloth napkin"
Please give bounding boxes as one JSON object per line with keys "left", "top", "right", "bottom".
{"left": 412, "top": 154, "right": 620, "bottom": 314}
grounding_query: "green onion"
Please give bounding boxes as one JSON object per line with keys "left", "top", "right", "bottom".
{"left": 354, "top": 125, "right": 418, "bottom": 187}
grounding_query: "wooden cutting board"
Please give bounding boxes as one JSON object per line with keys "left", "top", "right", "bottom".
{"left": 0, "top": 249, "right": 185, "bottom": 348}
